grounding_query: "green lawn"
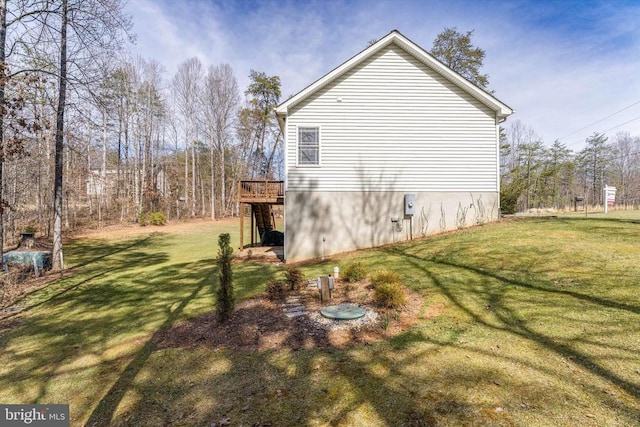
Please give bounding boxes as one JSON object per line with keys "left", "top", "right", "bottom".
{"left": 1, "top": 213, "right": 639, "bottom": 426}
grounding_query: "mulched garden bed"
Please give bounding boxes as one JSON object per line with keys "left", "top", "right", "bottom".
{"left": 154, "top": 278, "right": 428, "bottom": 351}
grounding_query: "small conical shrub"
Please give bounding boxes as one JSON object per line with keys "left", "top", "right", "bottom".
{"left": 216, "top": 233, "right": 234, "bottom": 322}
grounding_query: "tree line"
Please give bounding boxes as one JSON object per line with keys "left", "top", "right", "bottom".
{"left": 0, "top": 0, "right": 283, "bottom": 269}
{"left": 500, "top": 121, "right": 640, "bottom": 213}
{"left": 431, "top": 28, "right": 640, "bottom": 212}
{"left": 431, "top": 28, "right": 640, "bottom": 214}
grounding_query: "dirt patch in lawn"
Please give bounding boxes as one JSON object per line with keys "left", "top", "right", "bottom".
{"left": 154, "top": 279, "right": 427, "bottom": 351}
{"left": 72, "top": 217, "right": 235, "bottom": 239}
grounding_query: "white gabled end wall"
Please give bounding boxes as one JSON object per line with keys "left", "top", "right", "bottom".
{"left": 280, "top": 36, "right": 510, "bottom": 262}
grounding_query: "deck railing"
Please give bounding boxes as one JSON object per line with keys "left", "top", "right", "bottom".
{"left": 239, "top": 180, "right": 284, "bottom": 201}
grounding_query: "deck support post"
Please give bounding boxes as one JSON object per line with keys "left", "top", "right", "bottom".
{"left": 239, "top": 202, "right": 244, "bottom": 249}
{"left": 250, "top": 204, "right": 255, "bottom": 246}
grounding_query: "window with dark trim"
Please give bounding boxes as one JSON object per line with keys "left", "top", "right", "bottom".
{"left": 298, "top": 127, "right": 319, "bottom": 165}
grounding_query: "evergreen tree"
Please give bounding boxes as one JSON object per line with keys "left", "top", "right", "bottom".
{"left": 243, "top": 70, "right": 281, "bottom": 178}
{"left": 518, "top": 139, "right": 545, "bottom": 209}
{"left": 577, "top": 133, "right": 612, "bottom": 205}
{"left": 541, "top": 140, "right": 574, "bottom": 207}
{"left": 431, "top": 27, "right": 490, "bottom": 90}
{"left": 216, "top": 233, "right": 234, "bottom": 322}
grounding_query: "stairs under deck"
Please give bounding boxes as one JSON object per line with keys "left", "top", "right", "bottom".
{"left": 238, "top": 181, "right": 284, "bottom": 250}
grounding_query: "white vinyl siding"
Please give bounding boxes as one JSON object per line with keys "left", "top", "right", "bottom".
{"left": 285, "top": 44, "right": 499, "bottom": 192}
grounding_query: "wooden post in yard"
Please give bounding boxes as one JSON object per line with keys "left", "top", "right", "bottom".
{"left": 250, "top": 204, "right": 255, "bottom": 246}
{"left": 320, "top": 276, "right": 331, "bottom": 302}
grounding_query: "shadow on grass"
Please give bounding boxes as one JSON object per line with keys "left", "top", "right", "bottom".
{"left": 103, "top": 216, "right": 639, "bottom": 425}
{"left": 383, "top": 244, "right": 640, "bottom": 420}
{"left": 4, "top": 217, "right": 640, "bottom": 425}
{"left": 84, "top": 259, "right": 282, "bottom": 426}
{"left": 65, "top": 234, "right": 163, "bottom": 269}
{"left": 84, "top": 275, "right": 207, "bottom": 426}
{"left": 108, "top": 317, "right": 440, "bottom": 427}
{"left": 110, "top": 217, "right": 640, "bottom": 425}
{"left": 0, "top": 230, "right": 281, "bottom": 424}
{"left": 2, "top": 235, "right": 163, "bottom": 320}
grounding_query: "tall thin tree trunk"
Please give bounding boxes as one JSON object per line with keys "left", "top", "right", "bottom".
{"left": 141, "top": 133, "right": 146, "bottom": 211}
{"left": 36, "top": 159, "right": 42, "bottom": 227}
{"left": 52, "top": 0, "right": 68, "bottom": 271}
{"left": 220, "top": 147, "right": 226, "bottom": 217}
{"left": 87, "top": 154, "right": 93, "bottom": 216}
{"left": 99, "top": 110, "right": 107, "bottom": 226}
{"left": 184, "top": 139, "right": 188, "bottom": 214}
{"left": 116, "top": 100, "right": 122, "bottom": 205}
{"left": 0, "top": 0, "right": 7, "bottom": 268}
{"left": 9, "top": 162, "right": 15, "bottom": 242}
{"left": 133, "top": 129, "right": 140, "bottom": 217}
{"left": 45, "top": 114, "right": 52, "bottom": 236}
{"left": 121, "top": 116, "right": 129, "bottom": 222}
{"left": 210, "top": 143, "right": 215, "bottom": 220}
{"left": 191, "top": 145, "right": 196, "bottom": 216}
{"left": 199, "top": 166, "right": 205, "bottom": 217}
{"left": 64, "top": 145, "right": 70, "bottom": 229}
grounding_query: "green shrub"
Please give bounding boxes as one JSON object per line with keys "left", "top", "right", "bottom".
{"left": 139, "top": 211, "right": 167, "bottom": 226}
{"left": 216, "top": 233, "right": 235, "bottom": 322}
{"left": 342, "top": 262, "right": 366, "bottom": 283}
{"left": 370, "top": 269, "right": 402, "bottom": 288}
{"left": 500, "top": 178, "right": 526, "bottom": 215}
{"left": 148, "top": 211, "right": 167, "bottom": 225}
{"left": 374, "top": 282, "right": 407, "bottom": 308}
{"left": 265, "top": 279, "right": 286, "bottom": 301}
{"left": 284, "top": 266, "right": 305, "bottom": 291}
{"left": 138, "top": 212, "right": 149, "bottom": 226}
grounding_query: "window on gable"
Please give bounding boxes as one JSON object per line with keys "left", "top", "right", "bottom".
{"left": 298, "top": 127, "right": 319, "bottom": 165}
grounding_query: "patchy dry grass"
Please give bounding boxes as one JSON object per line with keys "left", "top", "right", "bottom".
{"left": 1, "top": 213, "right": 639, "bottom": 426}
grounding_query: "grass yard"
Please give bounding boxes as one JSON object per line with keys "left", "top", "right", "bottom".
{"left": 0, "top": 214, "right": 639, "bottom": 426}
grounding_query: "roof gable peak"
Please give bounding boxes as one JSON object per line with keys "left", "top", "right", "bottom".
{"left": 276, "top": 30, "right": 513, "bottom": 119}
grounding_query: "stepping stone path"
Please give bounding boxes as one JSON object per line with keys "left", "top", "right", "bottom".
{"left": 283, "top": 295, "right": 306, "bottom": 318}
{"left": 282, "top": 280, "right": 317, "bottom": 318}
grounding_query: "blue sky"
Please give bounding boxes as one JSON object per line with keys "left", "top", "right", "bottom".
{"left": 127, "top": 0, "right": 640, "bottom": 150}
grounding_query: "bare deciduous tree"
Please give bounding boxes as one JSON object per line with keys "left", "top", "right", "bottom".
{"left": 173, "top": 57, "right": 203, "bottom": 217}
{"left": 611, "top": 132, "right": 640, "bottom": 206}
{"left": 202, "top": 63, "right": 239, "bottom": 218}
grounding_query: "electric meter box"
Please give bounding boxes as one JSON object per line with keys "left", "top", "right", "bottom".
{"left": 404, "top": 194, "right": 416, "bottom": 217}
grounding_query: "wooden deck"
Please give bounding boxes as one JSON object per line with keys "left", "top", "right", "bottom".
{"left": 238, "top": 180, "right": 285, "bottom": 251}
{"left": 238, "top": 180, "right": 284, "bottom": 204}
